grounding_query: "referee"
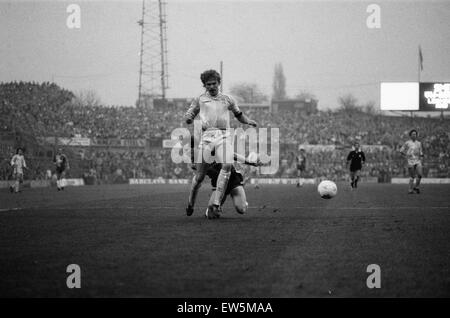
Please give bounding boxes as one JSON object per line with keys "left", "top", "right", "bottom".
{"left": 346, "top": 142, "right": 366, "bottom": 189}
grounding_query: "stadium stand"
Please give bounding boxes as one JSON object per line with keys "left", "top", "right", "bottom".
{"left": 1, "top": 81, "right": 449, "bottom": 183}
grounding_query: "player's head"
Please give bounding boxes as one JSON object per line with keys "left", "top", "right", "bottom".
{"left": 300, "top": 148, "right": 305, "bottom": 153}
{"left": 200, "top": 70, "right": 221, "bottom": 96}
{"left": 409, "top": 129, "right": 418, "bottom": 140}
{"left": 16, "top": 147, "right": 23, "bottom": 155}
{"left": 354, "top": 142, "right": 360, "bottom": 150}
{"left": 57, "top": 147, "right": 63, "bottom": 154}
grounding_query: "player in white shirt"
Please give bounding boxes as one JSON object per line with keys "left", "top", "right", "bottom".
{"left": 399, "top": 129, "right": 424, "bottom": 194}
{"left": 246, "top": 164, "right": 261, "bottom": 189}
{"left": 10, "top": 148, "right": 27, "bottom": 193}
{"left": 185, "top": 69, "right": 257, "bottom": 218}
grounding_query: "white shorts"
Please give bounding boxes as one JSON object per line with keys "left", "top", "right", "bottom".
{"left": 200, "top": 129, "right": 232, "bottom": 147}
{"left": 407, "top": 160, "right": 422, "bottom": 168}
{"left": 199, "top": 129, "right": 234, "bottom": 164}
{"left": 13, "top": 172, "right": 24, "bottom": 181}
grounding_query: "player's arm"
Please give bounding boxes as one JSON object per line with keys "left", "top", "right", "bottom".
{"left": 361, "top": 152, "right": 366, "bottom": 165}
{"left": 236, "top": 112, "right": 257, "bottom": 127}
{"left": 346, "top": 152, "right": 352, "bottom": 167}
{"left": 419, "top": 142, "right": 424, "bottom": 159}
{"left": 10, "top": 156, "right": 15, "bottom": 167}
{"left": 227, "top": 95, "right": 257, "bottom": 127}
{"left": 399, "top": 143, "right": 407, "bottom": 157}
{"left": 185, "top": 98, "right": 200, "bottom": 124}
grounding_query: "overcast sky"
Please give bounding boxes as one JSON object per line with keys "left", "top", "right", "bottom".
{"left": 1, "top": 0, "right": 449, "bottom": 109}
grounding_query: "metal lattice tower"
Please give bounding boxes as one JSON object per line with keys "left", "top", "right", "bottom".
{"left": 137, "top": 0, "right": 168, "bottom": 107}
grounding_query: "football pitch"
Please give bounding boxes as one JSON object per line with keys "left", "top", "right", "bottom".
{"left": 0, "top": 183, "right": 449, "bottom": 297}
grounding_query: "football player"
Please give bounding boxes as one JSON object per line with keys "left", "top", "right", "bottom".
{"left": 204, "top": 162, "right": 248, "bottom": 219}
{"left": 346, "top": 142, "right": 366, "bottom": 189}
{"left": 185, "top": 69, "right": 257, "bottom": 217}
{"left": 54, "top": 148, "right": 70, "bottom": 191}
{"left": 10, "top": 147, "right": 27, "bottom": 193}
{"left": 296, "top": 148, "right": 306, "bottom": 187}
{"left": 400, "top": 129, "right": 424, "bottom": 194}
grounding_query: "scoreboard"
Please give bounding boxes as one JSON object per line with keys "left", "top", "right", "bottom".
{"left": 380, "top": 82, "right": 450, "bottom": 111}
{"left": 419, "top": 83, "right": 450, "bottom": 111}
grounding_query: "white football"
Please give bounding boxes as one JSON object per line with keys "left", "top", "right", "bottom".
{"left": 318, "top": 180, "right": 337, "bottom": 199}
{"left": 247, "top": 152, "right": 258, "bottom": 164}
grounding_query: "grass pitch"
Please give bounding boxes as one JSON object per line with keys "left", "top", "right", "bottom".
{"left": 0, "top": 183, "right": 449, "bottom": 297}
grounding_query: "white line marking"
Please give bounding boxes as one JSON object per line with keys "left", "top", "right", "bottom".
{"left": 0, "top": 208, "right": 22, "bottom": 212}
{"left": 0, "top": 206, "right": 448, "bottom": 211}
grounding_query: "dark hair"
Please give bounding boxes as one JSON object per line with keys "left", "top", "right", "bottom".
{"left": 409, "top": 129, "right": 418, "bottom": 136}
{"left": 16, "top": 147, "right": 22, "bottom": 154}
{"left": 200, "top": 69, "right": 221, "bottom": 85}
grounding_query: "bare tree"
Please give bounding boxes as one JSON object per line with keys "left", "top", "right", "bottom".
{"left": 272, "top": 63, "right": 286, "bottom": 100}
{"left": 72, "top": 89, "right": 102, "bottom": 107}
{"left": 295, "top": 90, "right": 317, "bottom": 101}
{"left": 363, "top": 100, "right": 378, "bottom": 115}
{"left": 338, "top": 94, "right": 360, "bottom": 112}
{"left": 229, "top": 82, "right": 268, "bottom": 103}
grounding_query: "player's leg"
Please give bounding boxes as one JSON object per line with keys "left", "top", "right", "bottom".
{"left": 205, "top": 189, "right": 225, "bottom": 219}
{"left": 350, "top": 170, "right": 355, "bottom": 188}
{"left": 254, "top": 167, "right": 260, "bottom": 189}
{"left": 187, "top": 136, "right": 214, "bottom": 215}
{"left": 60, "top": 170, "right": 66, "bottom": 190}
{"left": 13, "top": 172, "right": 20, "bottom": 193}
{"left": 407, "top": 166, "right": 415, "bottom": 194}
{"left": 296, "top": 168, "right": 301, "bottom": 187}
{"left": 205, "top": 190, "right": 216, "bottom": 219}
{"left": 354, "top": 170, "right": 361, "bottom": 188}
{"left": 212, "top": 136, "right": 234, "bottom": 211}
{"left": 414, "top": 164, "right": 423, "bottom": 193}
{"left": 243, "top": 172, "right": 251, "bottom": 186}
{"left": 187, "top": 162, "right": 209, "bottom": 215}
{"left": 56, "top": 171, "right": 61, "bottom": 190}
{"left": 230, "top": 186, "right": 248, "bottom": 215}
{"left": 9, "top": 172, "right": 15, "bottom": 193}
{"left": 19, "top": 173, "right": 24, "bottom": 192}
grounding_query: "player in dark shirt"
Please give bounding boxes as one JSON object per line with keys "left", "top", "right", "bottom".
{"left": 185, "top": 135, "right": 261, "bottom": 219}
{"left": 296, "top": 148, "right": 306, "bottom": 187}
{"left": 53, "top": 148, "right": 70, "bottom": 191}
{"left": 205, "top": 162, "right": 247, "bottom": 219}
{"left": 346, "top": 142, "right": 365, "bottom": 189}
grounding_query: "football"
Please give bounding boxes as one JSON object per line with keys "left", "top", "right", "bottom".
{"left": 247, "top": 152, "right": 258, "bottom": 164}
{"left": 318, "top": 180, "right": 337, "bottom": 199}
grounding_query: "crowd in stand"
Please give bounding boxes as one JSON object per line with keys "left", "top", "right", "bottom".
{"left": 77, "top": 148, "right": 190, "bottom": 184}
{"left": 1, "top": 82, "right": 449, "bottom": 182}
